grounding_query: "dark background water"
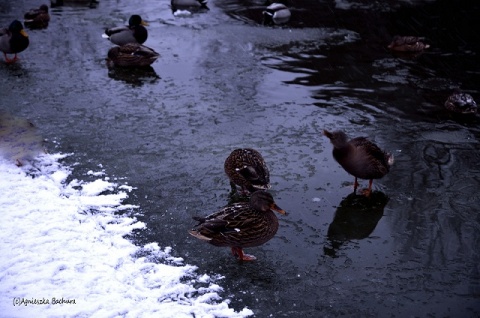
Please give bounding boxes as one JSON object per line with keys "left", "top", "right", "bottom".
{"left": 1, "top": 0, "right": 479, "bottom": 317}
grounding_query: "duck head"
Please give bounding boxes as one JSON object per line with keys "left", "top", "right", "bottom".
{"left": 323, "top": 130, "right": 349, "bottom": 148}
{"left": 251, "top": 191, "right": 287, "bottom": 215}
{"left": 129, "top": 15, "right": 148, "bottom": 27}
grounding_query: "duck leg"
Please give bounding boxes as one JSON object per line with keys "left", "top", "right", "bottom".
{"left": 3, "top": 53, "right": 18, "bottom": 64}
{"left": 231, "top": 247, "right": 256, "bottom": 261}
{"left": 361, "top": 179, "right": 373, "bottom": 197}
{"left": 353, "top": 177, "right": 359, "bottom": 193}
{"left": 3, "top": 53, "right": 12, "bottom": 63}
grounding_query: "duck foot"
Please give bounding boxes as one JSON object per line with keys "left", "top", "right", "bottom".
{"left": 360, "top": 180, "right": 374, "bottom": 197}
{"left": 360, "top": 188, "right": 372, "bottom": 197}
{"left": 231, "top": 247, "right": 257, "bottom": 261}
{"left": 4, "top": 53, "right": 19, "bottom": 64}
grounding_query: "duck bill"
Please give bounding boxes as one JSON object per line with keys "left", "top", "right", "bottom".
{"left": 20, "top": 29, "right": 28, "bottom": 37}
{"left": 323, "top": 130, "right": 332, "bottom": 139}
{"left": 270, "top": 203, "right": 287, "bottom": 215}
{"left": 141, "top": 20, "right": 149, "bottom": 26}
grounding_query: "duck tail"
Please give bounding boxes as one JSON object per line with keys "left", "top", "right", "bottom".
{"left": 188, "top": 229, "right": 212, "bottom": 241}
{"left": 387, "top": 153, "right": 394, "bottom": 166}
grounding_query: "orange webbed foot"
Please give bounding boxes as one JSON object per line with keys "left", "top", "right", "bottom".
{"left": 360, "top": 188, "right": 372, "bottom": 197}
{"left": 231, "top": 247, "right": 257, "bottom": 261}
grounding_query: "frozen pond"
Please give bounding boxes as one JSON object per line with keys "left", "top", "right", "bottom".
{"left": 1, "top": 0, "right": 479, "bottom": 316}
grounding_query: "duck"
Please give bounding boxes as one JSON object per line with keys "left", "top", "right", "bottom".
{"left": 24, "top": 4, "right": 50, "bottom": 29}
{"left": 387, "top": 36, "right": 430, "bottom": 52}
{"left": 107, "top": 43, "right": 159, "bottom": 68}
{"left": 263, "top": 3, "right": 291, "bottom": 26}
{"left": 0, "top": 20, "right": 29, "bottom": 63}
{"left": 103, "top": 15, "right": 148, "bottom": 46}
{"left": 50, "top": 0, "right": 99, "bottom": 7}
{"left": 224, "top": 148, "right": 271, "bottom": 194}
{"left": 323, "top": 130, "right": 394, "bottom": 196}
{"left": 444, "top": 89, "right": 477, "bottom": 114}
{"left": 189, "top": 191, "right": 286, "bottom": 261}
{"left": 171, "top": 0, "right": 209, "bottom": 14}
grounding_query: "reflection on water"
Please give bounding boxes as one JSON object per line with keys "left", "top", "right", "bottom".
{"left": 324, "top": 191, "right": 388, "bottom": 257}
{"left": 107, "top": 65, "right": 160, "bottom": 86}
{"left": 50, "top": 0, "right": 99, "bottom": 9}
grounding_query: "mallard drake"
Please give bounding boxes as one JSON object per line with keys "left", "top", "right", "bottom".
{"left": 263, "top": 3, "right": 291, "bottom": 26}
{"left": 387, "top": 36, "right": 430, "bottom": 52}
{"left": 224, "top": 148, "right": 271, "bottom": 194}
{"left": 0, "top": 20, "right": 29, "bottom": 63}
{"left": 24, "top": 4, "right": 50, "bottom": 29}
{"left": 445, "top": 89, "right": 477, "bottom": 114}
{"left": 103, "top": 15, "right": 148, "bottom": 46}
{"left": 323, "top": 130, "right": 394, "bottom": 196}
{"left": 189, "top": 191, "right": 286, "bottom": 261}
{"left": 171, "top": 0, "right": 209, "bottom": 13}
{"left": 107, "top": 43, "right": 159, "bottom": 68}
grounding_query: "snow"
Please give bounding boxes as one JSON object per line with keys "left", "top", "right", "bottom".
{"left": 0, "top": 154, "right": 252, "bottom": 318}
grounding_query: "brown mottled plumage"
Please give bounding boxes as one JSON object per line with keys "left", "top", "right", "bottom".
{"left": 24, "top": 4, "right": 50, "bottom": 29}
{"left": 107, "top": 43, "right": 159, "bottom": 68}
{"left": 224, "top": 148, "right": 270, "bottom": 193}
{"left": 189, "top": 191, "right": 286, "bottom": 261}
{"left": 444, "top": 89, "right": 477, "bottom": 114}
{"left": 387, "top": 36, "right": 430, "bottom": 52}
{"left": 323, "top": 130, "right": 394, "bottom": 196}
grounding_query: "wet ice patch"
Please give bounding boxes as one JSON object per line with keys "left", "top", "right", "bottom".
{"left": 0, "top": 154, "right": 252, "bottom": 318}
{"left": 0, "top": 112, "right": 45, "bottom": 166}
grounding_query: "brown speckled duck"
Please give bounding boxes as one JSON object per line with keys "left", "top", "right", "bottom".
{"left": 107, "top": 43, "right": 159, "bottom": 68}
{"left": 0, "top": 20, "right": 29, "bottom": 63}
{"left": 224, "top": 148, "right": 271, "bottom": 193}
{"left": 189, "top": 191, "right": 286, "bottom": 261}
{"left": 324, "top": 130, "right": 394, "bottom": 196}
{"left": 24, "top": 4, "right": 50, "bottom": 29}
{"left": 387, "top": 36, "right": 430, "bottom": 52}
{"left": 445, "top": 89, "right": 477, "bottom": 114}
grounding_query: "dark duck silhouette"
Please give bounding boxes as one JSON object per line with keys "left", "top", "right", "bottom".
{"left": 323, "top": 130, "right": 394, "bottom": 196}
{"left": 324, "top": 191, "right": 389, "bottom": 257}
{"left": 103, "top": 15, "right": 148, "bottom": 46}
{"left": 224, "top": 148, "right": 271, "bottom": 194}
{"left": 24, "top": 4, "right": 50, "bottom": 29}
{"left": 444, "top": 89, "right": 477, "bottom": 114}
{"left": 189, "top": 191, "right": 286, "bottom": 261}
{"left": 0, "top": 20, "right": 29, "bottom": 63}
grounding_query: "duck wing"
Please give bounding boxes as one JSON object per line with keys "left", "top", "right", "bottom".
{"left": 104, "top": 25, "right": 129, "bottom": 37}
{"left": 350, "top": 137, "right": 391, "bottom": 177}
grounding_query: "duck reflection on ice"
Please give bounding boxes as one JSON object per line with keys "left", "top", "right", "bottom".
{"left": 50, "top": 0, "right": 99, "bottom": 8}
{"left": 324, "top": 191, "right": 389, "bottom": 257}
{"left": 107, "top": 66, "right": 160, "bottom": 86}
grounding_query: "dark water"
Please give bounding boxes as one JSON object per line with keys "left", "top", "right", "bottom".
{"left": 1, "top": 0, "right": 479, "bottom": 316}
